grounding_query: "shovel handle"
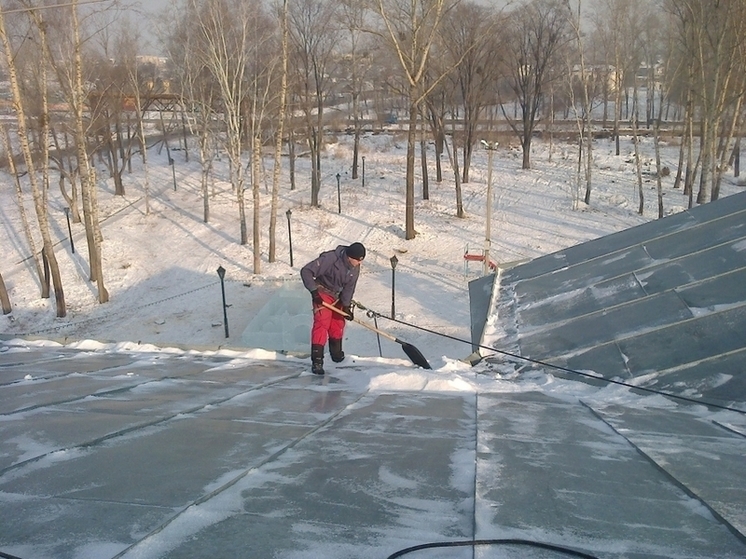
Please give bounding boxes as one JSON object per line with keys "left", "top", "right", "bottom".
{"left": 320, "top": 301, "right": 398, "bottom": 343}
{"left": 320, "top": 301, "right": 432, "bottom": 369}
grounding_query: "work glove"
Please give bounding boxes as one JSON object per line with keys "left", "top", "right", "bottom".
{"left": 311, "top": 290, "right": 323, "bottom": 306}
{"left": 342, "top": 305, "right": 354, "bottom": 321}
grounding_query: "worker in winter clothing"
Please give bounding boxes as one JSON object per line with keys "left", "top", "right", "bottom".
{"left": 300, "top": 242, "right": 366, "bottom": 375}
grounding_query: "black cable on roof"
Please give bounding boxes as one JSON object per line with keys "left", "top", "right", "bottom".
{"left": 386, "top": 538, "right": 600, "bottom": 559}
{"left": 354, "top": 302, "right": 746, "bottom": 416}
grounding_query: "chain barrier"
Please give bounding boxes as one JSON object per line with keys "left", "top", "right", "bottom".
{"left": 17, "top": 281, "right": 222, "bottom": 337}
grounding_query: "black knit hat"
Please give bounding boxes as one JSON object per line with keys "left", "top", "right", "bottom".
{"left": 346, "top": 242, "right": 366, "bottom": 260}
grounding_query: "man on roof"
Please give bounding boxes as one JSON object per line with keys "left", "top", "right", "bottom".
{"left": 300, "top": 242, "right": 366, "bottom": 375}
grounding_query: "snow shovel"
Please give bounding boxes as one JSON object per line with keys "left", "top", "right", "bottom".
{"left": 321, "top": 301, "right": 432, "bottom": 369}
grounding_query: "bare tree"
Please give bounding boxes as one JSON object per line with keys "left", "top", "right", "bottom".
{"left": 73, "top": 2, "right": 109, "bottom": 302}
{"left": 268, "top": 0, "right": 290, "bottom": 263}
{"left": 1, "top": 122, "right": 44, "bottom": 286}
{"left": 565, "top": 0, "right": 597, "bottom": 207}
{"left": 164, "top": 0, "right": 219, "bottom": 223}
{"left": 190, "top": 0, "right": 257, "bottom": 245}
{"left": 649, "top": 10, "right": 681, "bottom": 218}
{"left": 0, "top": 4, "right": 67, "bottom": 316}
{"left": 288, "top": 0, "right": 339, "bottom": 208}
{"left": 666, "top": 0, "right": 746, "bottom": 203}
{"left": 373, "top": 0, "right": 451, "bottom": 239}
{"left": 440, "top": 1, "right": 498, "bottom": 183}
{"left": 592, "top": 0, "right": 643, "bottom": 156}
{"left": 498, "top": 0, "right": 570, "bottom": 170}
{"left": 246, "top": 7, "right": 279, "bottom": 273}
{"left": 116, "top": 18, "right": 157, "bottom": 215}
{"left": 36, "top": 0, "right": 109, "bottom": 303}
{"left": 337, "top": 0, "right": 375, "bottom": 180}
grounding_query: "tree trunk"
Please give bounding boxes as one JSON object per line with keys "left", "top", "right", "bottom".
{"left": 0, "top": 272, "right": 11, "bottom": 314}
{"left": 269, "top": 0, "right": 289, "bottom": 263}
{"left": 404, "top": 96, "right": 417, "bottom": 240}
{"left": 713, "top": 94, "right": 743, "bottom": 201}
{"left": 289, "top": 129, "right": 296, "bottom": 191}
{"left": 632, "top": 111, "right": 644, "bottom": 216}
{"left": 233, "top": 135, "right": 248, "bottom": 245}
{"left": 135, "top": 96, "right": 151, "bottom": 216}
{"left": 654, "top": 118, "right": 664, "bottom": 219}
{"left": 252, "top": 133, "right": 262, "bottom": 273}
{"left": 451, "top": 135, "right": 464, "bottom": 218}
{"left": 419, "top": 104, "right": 429, "bottom": 200}
{"left": 1, "top": 123, "right": 44, "bottom": 287}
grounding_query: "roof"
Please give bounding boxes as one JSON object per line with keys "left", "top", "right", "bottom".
{"left": 1, "top": 343, "right": 745, "bottom": 559}
{"left": 490, "top": 190, "right": 746, "bottom": 406}
{"left": 486, "top": 190, "right": 746, "bottom": 547}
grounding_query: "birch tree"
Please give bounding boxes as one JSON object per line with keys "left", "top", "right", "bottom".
{"left": 116, "top": 19, "right": 156, "bottom": 215}
{"left": 1, "top": 122, "right": 44, "bottom": 287}
{"left": 268, "top": 0, "right": 290, "bottom": 263}
{"left": 0, "top": 272, "right": 10, "bottom": 314}
{"left": 374, "top": 0, "right": 450, "bottom": 239}
{"left": 666, "top": 0, "right": 746, "bottom": 204}
{"left": 566, "top": 0, "right": 595, "bottom": 207}
{"left": 288, "top": 0, "right": 339, "bottom": 208}
{"left": 36, "top": 0, "right": 109, "bottom": 302}
{"left": 245, "top": 7, "right": 279, "bottom": 273}
{"left": 0, "top": 4, "right": 67, "bottom": 316}
{"left": 191, "top": 0, "right": 255, "bottom": 245}
{"left": 165, "top": 0, "right": 218, "bottom": 223}
{"left": 594, "top": 0, "right": 644, "bottom": 157}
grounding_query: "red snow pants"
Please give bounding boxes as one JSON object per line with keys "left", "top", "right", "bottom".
{"left": 311, "top": 291, "right": 346, "bottom": 345}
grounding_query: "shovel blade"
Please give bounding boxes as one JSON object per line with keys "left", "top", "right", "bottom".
{"left": 401, "top": 342, "right": 432, "bottom": 369}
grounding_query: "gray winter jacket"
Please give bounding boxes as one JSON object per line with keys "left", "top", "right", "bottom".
{"left": 300, "top": 245, "right": 360, "bottom": 307}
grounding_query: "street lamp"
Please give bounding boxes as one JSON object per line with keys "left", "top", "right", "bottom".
{"left": 390, "top": 254, "right": 398, "bottom": 318}
{"left": 286, "top": 209, "right": 293, "bottom": 267}
{"left": 169, "top": 156, "right": 177, "bottom": 191}
{"left": 217, "top": 265, "right": 229, "bottom": 338}
{"left": 336, "top": 173, "right": 342, "bottom": 214}
{"left": 361, "top": 156, "right": 365, "bottom": 188}
{"left": 63, "top": 207, "right": 75, "bottom": 254}
{"left": 481, "top": 140, "right": 498, "bottom": 275}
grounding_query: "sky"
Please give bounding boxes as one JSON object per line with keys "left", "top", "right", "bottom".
{"left": 122, "top": 0, "right": 607, "bottom": 57}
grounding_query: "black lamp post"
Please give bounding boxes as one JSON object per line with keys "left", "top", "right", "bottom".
{"left": 169, "top": 156, "right": 177, "bottom": 191}
{"left": 361, "top": 156, "right": 365, "bottom": 188}
{"left": 63, "top": 207, "right": 75, "bottom": 254}
{"left": 390, "top": 254, "right": 398, "bottom": 318}
{"left": 286, "top": 209, "right": 294, "bottom": 267}
{"left": 217, "top": 265, "right": 229, "bottom": 338}
{"left": 336, "top": 173, "right": 341, "bottom": 214}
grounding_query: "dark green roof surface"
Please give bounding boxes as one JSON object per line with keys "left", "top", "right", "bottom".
{"left": 492, "top": 190, "right": 746, "bottom": 407}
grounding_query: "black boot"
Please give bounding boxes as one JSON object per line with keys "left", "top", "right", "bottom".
{"left": 329, "top": 338, "right": 345, "bottom": 363}
{"left": 311, "top": 344, "right": 325, "bottom": 375}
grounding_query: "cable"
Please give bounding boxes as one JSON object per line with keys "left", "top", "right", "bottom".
{"left": 353, "top": 301, "right": 746, "bottom": 416}
{"left": 386, "top": 538, "right": 600, "bottom": 559}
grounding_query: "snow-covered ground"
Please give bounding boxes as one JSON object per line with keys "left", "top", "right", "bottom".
{"left": 3, "top": 132, "right": 723, "bottom": 363}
